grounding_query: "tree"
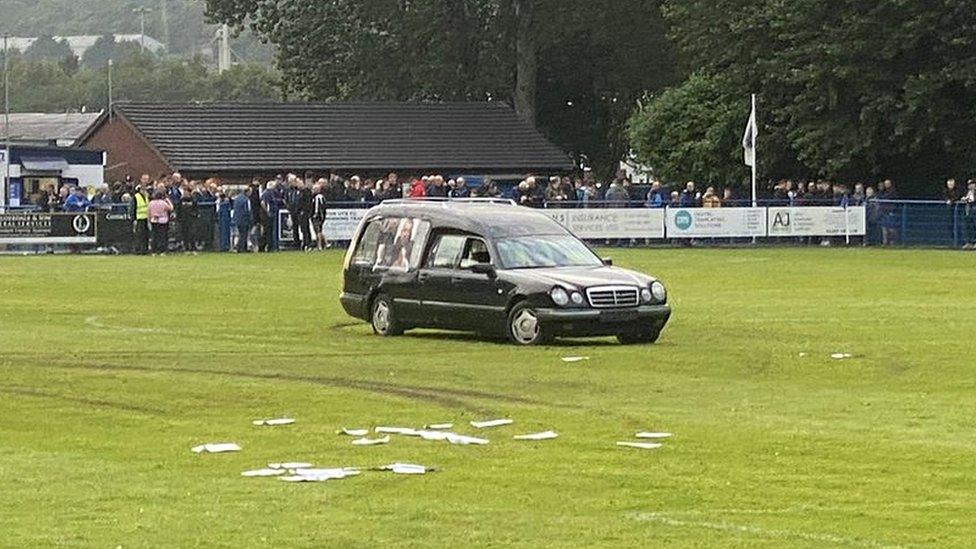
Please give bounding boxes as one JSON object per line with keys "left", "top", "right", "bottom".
{"left": 23, "top": 35, "right": 73, "bottom": 62}
{"left": 629, "top": 0, "right": 976, "bottom": 194}
{"left": 204, "top": 0, "right": 679, "bottom": 177}
{"left": 81, "top": 34, "right": 116, "bottom": 69}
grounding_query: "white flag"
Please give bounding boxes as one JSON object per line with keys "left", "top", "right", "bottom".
{"left": 742, "top": 99, "right": 757, "bottom": 167}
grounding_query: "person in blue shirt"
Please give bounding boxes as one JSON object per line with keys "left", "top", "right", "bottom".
{"left": 645, "top": 181, "right": 665, "bottom": 208}
{"left": 62, "top": 187, "right": 91, "bottom": 212}
{"left": 216, "top": 189, "right": 232, "bottom": 252}
{"left": 232, "top": 187, "right": 252, "bottom": 253}
{"left": 260, "top": 181, "right": 281, "bottom": 251}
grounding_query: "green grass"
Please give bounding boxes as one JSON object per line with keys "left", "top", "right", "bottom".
{"left": 1, "top": 248, "right": 974, "bottom": 547}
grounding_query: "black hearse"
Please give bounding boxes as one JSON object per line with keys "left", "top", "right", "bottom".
{"left": 340, "top": 199, "right": 671, "bottom": 345}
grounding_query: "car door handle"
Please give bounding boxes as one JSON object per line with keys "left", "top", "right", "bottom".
{"left": 417, "top": 272, "right": 430, "bottom": 283}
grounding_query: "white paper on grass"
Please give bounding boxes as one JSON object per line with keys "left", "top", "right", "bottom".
{"left": 375, "top": 426, "right": 422, "bottom": 436}
{"left": 269, "top": 462, "right": 314, "bottom": 470}
{"left": 418, "top": 430, "right": 451, "bottom": 441}
{"left": 252, "top": 418, "right": 296, "bottom": 426}
{"left": 635, "top": 432, "right": 672, "bottom": 439}
{"left": 425, "top": 423, "right": 454, "bottom": 430}
{"left": 470, "top": 419, "right": 513, "bottom": 429}
{"left": 351, "top": 436, "right": 391, "bottom": 446}
{"left": 191, "top": 443, "right": 241, "bottom": 454}
{"left": 561, "top": 356, "right": 591, "bottom": 363}
{"left": 617, "top": 441, "right": 662, "bottom": 450}
{"left": 446, "top": 433, "right": 489, "bottom": 445}
{"left": 241, "top": 468, "right": 286, "bottom": 477}
{"left": 295, "top": 468, "right": 360, "bottom": 480}
{"left": 513, "top": 431, "right": 558, "bottom": 441}
{"left": 831, "top": 353, "right": 854, "bottom": 360}
{"left": 339, "top": 428, "right": 369, "bottom": 437}
{"left": 382, "top": 463, "right": 427, "bottom": 475}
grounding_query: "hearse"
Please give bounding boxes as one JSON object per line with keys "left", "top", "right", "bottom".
{"left": 340, "top": 198, "right": 671, "bottom": 345}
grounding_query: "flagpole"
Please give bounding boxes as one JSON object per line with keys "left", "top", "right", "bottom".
{"left": 751, "top": 93, "right": 757, "bottom": 208}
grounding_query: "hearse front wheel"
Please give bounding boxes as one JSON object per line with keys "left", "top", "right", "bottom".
{"left": 507, "top": 303, "right": 551, "bottom": 346}
{"left": 371, "top": 294, "right": 404, "bottom": 336}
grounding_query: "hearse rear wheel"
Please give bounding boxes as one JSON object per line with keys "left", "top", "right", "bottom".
{"left": 617, "top": 328, "right": 661, "bottom": 345}
{"left": 507, "top": 303, "right": 551, "bottom": 346}
{"left": 371, "top": 294, "right": 404, "bottom": 336}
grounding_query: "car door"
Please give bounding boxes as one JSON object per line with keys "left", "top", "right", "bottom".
{"left": 417, "top": 233, "right": 467, "bottom": 327}
{"left": 447, "top": 236, "right": 510, "bottom": 331}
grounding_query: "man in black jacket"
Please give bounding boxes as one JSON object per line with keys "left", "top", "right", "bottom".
{"left": 294, "top": 178, "right": 314, "bottom": 251}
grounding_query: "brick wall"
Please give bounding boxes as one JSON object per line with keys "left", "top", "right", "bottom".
{"left": 79, "top": 117, "right": 171, "bottom": 182}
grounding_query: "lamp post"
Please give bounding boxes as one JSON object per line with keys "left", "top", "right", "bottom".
{"left": 2, "top": 34, "right": 10, "bottom": 212}
{"left": 133, "top": 7, "right": 153, "bottom": 53}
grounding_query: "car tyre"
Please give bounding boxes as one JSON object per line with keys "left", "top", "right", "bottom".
{"left": 371, "top": 294, "right": 404, "bottom": 336}
{"left": 507, "top": 302, "right": 551, "bottom": 346}
{"left": 617, "top": 328, "right": 661, "bottom": 345}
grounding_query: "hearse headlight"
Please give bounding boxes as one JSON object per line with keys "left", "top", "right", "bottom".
{"left": 570, "top": 291, "right": 585, "bottom": 306}
{"left": 650, "top": 281, "right": 667, "bottom": 302}
{"left": 550, "top": 287, "right": 570, "bottom": 307}
{"left": 640, "top": 288, "right": 653, "bottom": 303}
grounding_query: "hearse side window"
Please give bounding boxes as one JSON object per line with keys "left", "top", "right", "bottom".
{"left": 459, "top": 238, "right": 491, "bottom": 269}
{"left": 426, "top": 234, "right": 467, "bottom": 269}
{"left": 352, "top": 217, "right": 430, "bottom": 272}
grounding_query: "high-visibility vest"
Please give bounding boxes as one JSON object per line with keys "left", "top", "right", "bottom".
{"left": 134, "top": 193, "right": 149, "bottom": 220}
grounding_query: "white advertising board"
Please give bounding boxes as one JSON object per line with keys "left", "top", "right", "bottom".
{"left": 767, "top": 206, "right": 866, "bottom": 237}
{"left": 665, "top": 207, "right": 766, "bottom": 238}
{"left": 323, "top": 208, "right": 368, "bottom": 240}
{"left": 541, "top": 208, "right": 665, "bottom": 239}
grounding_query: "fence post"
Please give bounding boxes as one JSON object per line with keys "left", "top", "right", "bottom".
{"left": 952, "top": 203, "right": 960, "bottom": 248}
{"left": 900, "top": 203, "right": 908, "bottom": 247}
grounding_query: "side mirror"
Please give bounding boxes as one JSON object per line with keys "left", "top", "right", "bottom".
{"left": 471, "top": 263, "right": 497, "bottom": 278}
{"left": 602, "top": 257, "right": 613, "bottom": 266}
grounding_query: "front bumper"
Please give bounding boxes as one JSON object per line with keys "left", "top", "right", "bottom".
{"left": 535, "top": 304, "right": 671, "bottom": 337}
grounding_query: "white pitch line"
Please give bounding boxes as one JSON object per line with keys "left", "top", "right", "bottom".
{"left": 627, "top": 512, "right": 903, "bottom": 549}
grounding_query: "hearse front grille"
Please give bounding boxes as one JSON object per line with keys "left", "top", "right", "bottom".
{"left": 586, "top": 286, "right": 639, "bottom": 308}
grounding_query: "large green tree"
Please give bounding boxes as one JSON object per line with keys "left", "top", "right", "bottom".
{"left": 203, "top": 0, "right": 678, "bottom": 176}
{"left": 629, "top": 0, "right": 976, "bottom": 194}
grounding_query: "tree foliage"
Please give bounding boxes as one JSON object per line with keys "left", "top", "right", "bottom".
{"left": 0, "top": 54, "right": 281, "bottom": 113}
{"left": 629, "top": 0, "right": 976, "bottom": 194}
{"left": 204, "top": 0, "right": 679, "bottom": 176}
{"left": 23, "top": 35, "right": 74, "bottom": 62}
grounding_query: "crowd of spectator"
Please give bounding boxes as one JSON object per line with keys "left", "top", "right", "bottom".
{"left": 22, "top": 169, "right": 976, "bottom": 251}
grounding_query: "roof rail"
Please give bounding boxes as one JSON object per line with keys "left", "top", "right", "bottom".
{"left": 381, "top": 197, "right": 517, "bottom": 207}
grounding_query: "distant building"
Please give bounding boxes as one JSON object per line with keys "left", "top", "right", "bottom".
{"left": 2, "top": 145, "right": 105, "bottom": 208}
{"left": 75, "top": 102, "right": 573, "bottom": 182}
{"left": 4, "top": 112, "right": 102, "bottom": 147}
{"left": 6, "top": 35, "right": 166, "bottom": 58}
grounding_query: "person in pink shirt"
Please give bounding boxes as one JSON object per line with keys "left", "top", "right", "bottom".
{"left": 148, "top": 190, "right": 174, "bottom": 255}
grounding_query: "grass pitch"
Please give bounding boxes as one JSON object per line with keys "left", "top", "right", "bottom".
{"left": 0, "top": 248, "right": 973, "bottom": 547}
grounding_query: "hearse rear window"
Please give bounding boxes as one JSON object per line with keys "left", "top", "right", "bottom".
{"left": 353, "top": 217, "right": 430, "bottom": 272}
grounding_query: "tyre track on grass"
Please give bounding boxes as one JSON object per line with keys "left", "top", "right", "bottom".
{"left": 0, "top": 385, "right": 164, "bottom": 415}
{"left": 29, "top": 359, "right": 575, "bottom": 415}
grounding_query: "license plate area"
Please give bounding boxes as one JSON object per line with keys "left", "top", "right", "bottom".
{"left": 599, "top": 310, "right": 638, "bottom": 323}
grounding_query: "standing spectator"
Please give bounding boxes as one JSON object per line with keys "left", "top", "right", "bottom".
{"left": 178, "top": 184, "right": 197, "bottom": 252}
{"left": 679, "top": 181, "right": 700, "bottom": 208}
{"left": 668, "top": 190, "right": 680, "bottom": 208}
{"left": 426, "top": 176, "right": 448, "bottom": 197}
{"left": 311, "top": 181, "right": 329, "bottom": 250}
{"left": 195, "top": 182, "right": 217, "bottom": 251}
{"left": 604, "top": 180, "right": 630, "bottom": 206}
{"left": 216, "top": 189, "right": 232, "bottom": 252}
{"left": 295, "top": 178, "right": 314, "bottom": 250}
{"left": 449, "top": 177, "right": 470, "bottom": 198}
{"left": 63, "top": 186, "right": 91, "bottom": 212}
{"left": 879, "top": 179, "right": 898, "bottom": 246}
{"left": 248, "top": 179, "right": 263, "bottom": 251}
{"left": 722, "top": 187, "right": 735, "bottom": 207}
{"left": 864, "top": 186, "right": 880, "bottom": 246}
{"left": 478, "top": 178, "right": 500, "bottom": 198}
{"left": 850, "top": 183, "right": 865, "bottom": 206}
{"left": 702, "top": 186, "right": 722, "bottom": 208}
{"left": 132, "top": 184, "right": 151, "bottom": 255}
{"left": 148, "top": 190, "right": 173, "bottom": 255}
{"left": 961, "top": 181, "right": 976, "bottom": 249}
{"left": 408, "top": 178, "right": 427, "bottom": 198}
{"left": 232, "top": 187, "right": 252, "bottom": 253}
{"left": 545, "top": 176, "right": 569, "bottom": 206}
{"left": 945, "top": 179, "right": 960, "bottom": 244}
{"left": 90, "top": 183, "right": 113, "bottom": 208}
{"left": 261, "top": 181, "right": 281, "bottom": 251}
{"left": 645, "top": 181, "right": 665, "bottom": 208}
